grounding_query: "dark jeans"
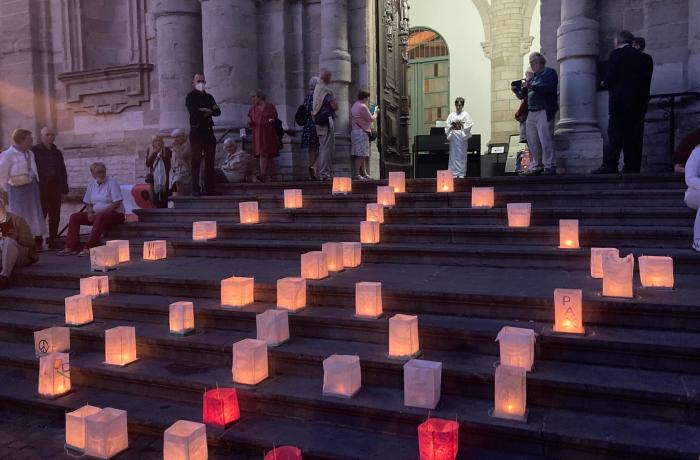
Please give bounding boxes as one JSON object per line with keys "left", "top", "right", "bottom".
{"left": 39, "top": 185, "right": 62, "bottom": 241}
{"left": 190, "top": 130, "right": 216, "bottom": 193}
{"left": 603, "top": 112, "right": 646, "bottom": 173}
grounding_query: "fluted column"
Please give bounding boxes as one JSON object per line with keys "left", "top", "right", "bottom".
{"left": 689, "top": 0, "right": 700, "bottom": 90}
{"left": 152, "top": 0, "right": 203, "bottom": 133}
{"left": 320, "top": 0, "right": 351, "bottom": 140}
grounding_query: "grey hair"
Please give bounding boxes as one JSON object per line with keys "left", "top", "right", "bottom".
{"left": 529, "top": 52, "right": 546, "bottom": 65}
{"left": 308, "top": 76, "right": 320, "bottom": 91}
{"left": 90, "top": 162, "right": 107, "bottom": 172}
{"left": 171, "top": 128, "right": 187, "bottom": 137}
{"left": 151, "top": 134, "right": 164, "bottom": 142}
{"left": 223, "top": 137, "right": 237, "bottom": 147}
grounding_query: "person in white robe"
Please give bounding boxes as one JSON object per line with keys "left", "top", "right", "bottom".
{"left": 444, "top": 97, "right": 473, "bottom": 178}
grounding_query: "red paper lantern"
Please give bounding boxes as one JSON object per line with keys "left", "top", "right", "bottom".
{"left": 202, "top": 388, "right": 240, "bottom": 428}
{"left": 264, "top": 445, "right": 303, "bottom": 460}
{"left": 418, "top": 418, "right": 459, "bottom": 460}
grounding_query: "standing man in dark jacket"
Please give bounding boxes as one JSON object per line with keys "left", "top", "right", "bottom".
{"left": 523, "top": 52, "right": 559, "bottom": 175}
{"left": 186, "top": 73, "right": 221, "bottom": 196}
{"left": 32, "top": 127, "right": 68, "bottom": 249}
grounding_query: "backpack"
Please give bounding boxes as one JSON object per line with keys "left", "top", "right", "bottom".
{"left": 294, "top": 104, "right": 308, "bottom": 127}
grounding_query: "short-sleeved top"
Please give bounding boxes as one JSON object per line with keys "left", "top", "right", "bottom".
{"left": 84, "top": 178, "right": 125, "bottom": 214}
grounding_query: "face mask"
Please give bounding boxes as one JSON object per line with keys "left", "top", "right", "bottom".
{"left": 195, "top": 83, "right": 205, "bottom": 92}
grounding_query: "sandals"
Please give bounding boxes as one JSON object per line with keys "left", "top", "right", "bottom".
{"left": 57, "top": 249, "right": 78, "bottom": 256}
{"left": 78, "top": 249, "right": 90, "bottom": 257}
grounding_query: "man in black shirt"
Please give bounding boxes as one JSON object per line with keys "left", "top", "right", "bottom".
{"left": 32, "top": 127, "right": 68, "bottom": 249}
{"left": 186, "top": 73, "right": 221, "bottom": 195}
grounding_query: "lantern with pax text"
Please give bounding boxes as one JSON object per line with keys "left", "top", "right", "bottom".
{"left": 163, "top": 420, "right": 208, "bottom": 460}
{"left": 323, "top": 354, "right": 361, "bottom": 398}
{"left": 80, "top": 275, "right": 109, "bottom": 298}
{"left": 639, "top": 255, "right": 674, "bottom": 288}
{"left": 553, "top": 289, "right": 585, "bottom": 334}
{"left": 202, "top": 387, "right": 240, "bottom": 428}
{"left": 590, "top": 248, "right": 619, "bottom": 279}
{"left": 355, "top": 282, "right": 382, "bottom": 318}
{"left": 404, "top": 359, "right": 442, "bottom": 410}
{"left": 360, "top": 221, "right": 380, "bottom": 244}
{"left": 192, "top": 221, "right": 217, "bottom": 241}
{"left": 389, "top": 171, "right": 406, "bottom": 193}
{"left": 105, "top": 240, "right": 130, "bottom": 263}
{"left": 84, "top": 407, "right": 129, "bottom": 459}
{"left": 65, "top": 294, "right": 93, "bottom": 326}
{"left": 493, "top": 365, "right": 527, "bottom": 421}
{"left": 231, "top": 338, "right": 268, "bottom": 385}
{"left": 436, "top": 170, "right": 454, "bottom": 193}
{"left": 471, "top": 187, "right": 494, "bottom": 208}
{"left": 143, "top": 240, "right": 167, "bottom": 260}
{"left": 38, "top": 352, "right": 71, "bottom": 398}
{"left": 221, "top": 276, "right": 254, "bottom": 308}
{"left": 34, "top": 326, "right": 70, "bottom": 357}
{"left": 239, "top": 201, "right": 259, "bottom": 224}
{"left": 602, "top": 253, "right": 634, "bottom": 298}
{"left": 65, "top": 405, "right": 102, "bottom": 452}
{"left": 495, "top": 327, "right": 536, "bottom": 372}
{"left": 277, "top": 277, "right": 306, "bottom": 312}
{"left": 417, "top": 417, "right": 459, "bottom": 460}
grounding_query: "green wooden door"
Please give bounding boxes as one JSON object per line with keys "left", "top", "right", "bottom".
{"left": 409, "top": 58, "right": 450, "bottom": 145}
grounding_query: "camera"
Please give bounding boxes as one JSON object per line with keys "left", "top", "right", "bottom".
{"left": 511, "top": 79, "right": 523, "bottom": 88}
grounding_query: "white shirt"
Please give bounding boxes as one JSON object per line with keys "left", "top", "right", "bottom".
{"left": 445, "top": 111, "right": 474, "bottom": 141}
{"left": 0, "top": 145, "right": 40, "bottom": 190}
{"left": 84, "top": 177, "right": 125, "bottom": 214}
{"left": 686, "top": 146, "right": 700, "bottom": 191}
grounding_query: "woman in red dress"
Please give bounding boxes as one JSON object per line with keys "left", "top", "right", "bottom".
{"left": 247, "top": 89, "right": 280, "bottom": 182}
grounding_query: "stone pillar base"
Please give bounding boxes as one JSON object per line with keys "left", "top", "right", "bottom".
{"left": 554, "top": 131, "right": 603, "bottom": 174}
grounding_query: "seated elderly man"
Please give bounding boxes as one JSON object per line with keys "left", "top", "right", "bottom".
{"left": 58, "top": 162, "right": 125, "bottom": 256}
{"left": 217, "top": 137, "right": 256, "bottom": 183}
{"left": 0, "top": 199, "right": 38, "bottom": 289}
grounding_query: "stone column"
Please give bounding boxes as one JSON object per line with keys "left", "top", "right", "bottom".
{"left": 689, "top": 0, "right": 700, "bottom": 90}
{"left": 151, "top": 0, "right": 203, "bottom": 134}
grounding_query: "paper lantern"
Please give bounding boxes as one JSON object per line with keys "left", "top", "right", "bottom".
{"left": 284, "top": 189, "right": 303, "bottom": 209}
{"left": 231, "top": 338, "right": 268, "bottom": 385}
{"left": 389, "top": 314, "right": 420, "bottom": 359}
{"left": 163, "top": 420, "right": 208, "bottom": 460}
{"left": 404, "top": 359, "right": 442, "bottom": 410}
{"left": 471, "top": 187, "right": 495, "bottom": 208}
{"left": 202, "top": 387, "right": 240, "bottom": 428}
{"left": 495, "top": 327, "right": 536, "bottom": 372}
{"left": 322, "top": 354, "right": 361, "bottom": 398}
{"left": 602, "top": 253, "right": 634, "bottom": 298}
{"left": 322, "top": 242, "right": 344, "bottom": 272}
{"left": 332, "top": 177, "right": 352, "bottom": 194}
{"left": 143, "top": 240, "right": 167, "bottom": 260}
{"left": 493, "top": 365, "right": 527, "bottom": 421}
{"left": 360, "top": 221, "right": 380, "bottom": 244}
{"left": 38, "top": 352, "right": 71, "bottom": 398}
{"left": 169, "top": 301, "right": 195, "bottom": 336}
{"left": 417, "top": 418, "right": 458, "bottom": 460}
{"left": 84, "top": 407, "right": 129, "bottom": 459}
{"left": 639, "top": 256, "right": 674, "bottom": 288}
{"left": 377, "top": 185, "right": 396, "bottom": 207}
{"left": 388, "top": 171, "right": 406, "bottom": 193}
{"left": 65, "top": 405, "right": 102, "bottom": 451}
{"left": 104, "top": 326, "right": 137, "bottom": 366}
{"left": 559, "top": 219, "right": 580, "bottom": 249}
{"left": 355, "top": 282, "right": 382, "bottom": 318}
{"left": 553, "top": 288, "right": 585, "bottom": 334}
{"left": 264, "top": 445, "right": 302, "bottom": 460}
{"left": 436, "top": 170, "right": 454, "bottom": 193}
{"left": 507, "top": 203, "right": 532, "bottom": 228}
{"left": 221, "top": 276, "right": 255, "bottom": 308}
{"left": 192, "top": 221, "right": 217, "bottom": 241}
{"left": 239, "top": 201, "right": 259, "bottom": 224}
{"left": 65, "top": 294, "right": 93, "bottom": 326}
{"left": 276, "top": 277, "right": 306, "bottom": 312}
{"left": 105, "top": 240, "right": 130, "bottom": 263}
{"left": 256, "top": 309, "right": 290, "bottom": 346}
{"left": 90, "top": 245, "right": 119, "bottom": 272}
{"left": 34, "top": 326, "right": 70, "bottom": 357}
{"left": 80, "top": 275, "right": 109, "bottom": 298}
{"left": 341, "top": 242, "right": 362, "bottom": 267}
{"left": 366, "top": 203, "right": 384, "bottom": 223}
{"left": 300, "top": 251, "right": 328, "bottom": 280}
{"left": 590, "top": 247, "right": 619, "bottom": 279}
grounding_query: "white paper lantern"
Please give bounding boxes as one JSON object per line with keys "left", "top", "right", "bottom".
{"left": 104, "top": 326, "right": 137, "bottom": 366}
{"left": 169, "top": 301, "right": 195, "bottom": 336}
{"left": 143, "top": 240, "right": 167, "bottom": 260}
{"left": 366, "top": 203, "right": 384, "bottom": 223}
{"left": 507, "top": 203, "right": 532, "bottom": 228}
{"left": 276, "top": 277, "right": 306, "bottom": 312}
{"left": 300, "top": 251, "right": 329, "bottom": 280}
{"left": 602, "top": 253, "right": 634, "bottom": 298}
{"left": 332, "top": 177, "right": 352, "bottom": 194}
{"left": 221, "top": 276, "right": 255, "bottom": 308}
{"left": 341, "top": 242, "right": 362, "bottom": 267}
{"left": 559, "top": 219, "right": 580, "bottom": 249}
{"left": 495, "top": 327, "right": 536, "bottom": 372}
{"left": 65, "top": 405, "right": 102, "bottom": 451}
{"left": 192, "top": 221, "right": 217, "bottom": 241}
{"left": 239, "top": 201, "right": 259, "bottom": 224}
{"left": 493, "top": 365, "right": 527, "bottom": 421}
{"left": 256, "top": 309, "right": 290, "bottom": 346}
{"left": 639, "top": 255, "right": 674, "bottom": 288}
{"left": 105, "top": 240, "right": 130, "bottom": 263}
{"left": 80, "top": 275, "right": 109, "bottom": 298}
{"left": 284, "top": 189, "right": 303, "bottom": 209}
{"left": 553, "top": 288, "right": 585, "bottom": 334}
{"left": 377, "top": 186, "right": 396, "bottom": 207}
{"left": 84, "top": 407, "right": 129, "bottom": 459}
{"left": 389, "top": 314, "right": 420, "bottom": 359}
{"left": 388, "top": 171, "right": 406, "bottom": 193}
{"left": 322, "top": 242, "right": 345, "bottom": 272}
{"left": 65, "top": 294, "right": 93, "bottom": 326}
{"left": 90, "top": 245, "right": 119, "bottom": 272}
{"left": 404, "top": 359, "right": 442, "bottom": 409}
{"left": 322, "top": 354, "right": 361, "bottom": 398}
{"left": 471, "top": 187, "right": 495, "bottom": 208}
{"left": 590, "top": 248, "right": 619, "bottom": 279}
{"left": 436, "top": 170, "right": 454, "bottom": 193}
{"left": 34, "top": 326, "right": 70, "bottom": 357}
{"left": 163, "top": 420, "right": 208, "bottom": 460}
{"left": 231, "top": 338, "right": 268, "bottom": 385}
{"left": 38, "top": 352, "right": 71, "bottom": 398}
{"left": 360, "top": 221, "right": 380, "bottom": 244}
{"left": 355, "top": 282, "right": 382, "bottom": 318}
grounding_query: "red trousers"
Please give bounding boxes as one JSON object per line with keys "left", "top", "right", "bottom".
{"left": 65, "top": 211, "right": 125, "bottom": 250}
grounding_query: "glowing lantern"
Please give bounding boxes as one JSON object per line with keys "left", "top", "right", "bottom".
{"left": 322, "top": 354, "right": 361, "bottom": 398}
{"left": 602, "top": 253, "right": 634, "bottom": 298}
{"left": 284, "top": 189, "right": 303, "bottom": 209}
{"left": 639, "top": 256, "right": 674, "bottom": 288}
{"left": 264, "top": 445, "right": 302, "bottom": 460}
{"left": 300, "top": 251, "right": 328, "bottom": 280}
{"left": 143, "top": 240, "right": 167, "bottom": 260}
{"left": 169, "top": 301, "right": 195, "bottom": 336}
{"left": 471, "top": 187, "right": 495, "bottom": 209}
{"left": 104, "top": 326, "right": 137, "bottom": 366}
{"left": 389, "top": 171, "right": 406, "bottom": 193}
{"left": 377, "top": 185, "right": 396, "bottom": 207}
{"left": 366, "top": 203, "right": 384, "bottom": 223}
{"left": 276, "top": 277, "right": 306, "bottom": 312}
{"left": 202, "top": 387, "right": 240, "bottom": 428}
{"left": 163, "top": 420, "right": 208, "bottom": 460}
{"left": 507, "top": 203, "right": 532, "bottom": 228}
{"left": 332, "top": 177, "right": 352, "bottom": 194}
{"left": 590, "top": 248, "right": 619, "bottom": 279}
{"left": 221, "top": 276, "right": 255, "bottom": 308}
{"left": 341, "top": 242, "right": 362, "bottom": 267}
{"left": 322, "top": 242, "right": 344, "bottom": 272}
{"left": 231, "top": 338, "right": 268, "bottom": 385}
{"left": 65, "top": 294, "right": 93, "bottom": 326}
{"left": 105, "top": 240, "right": 130, "bottom": 263}
{"left": 355, "top": 282, "right": 382, "bottom": 318}
{"left": 559, "top": 219, "right": 580, "bottom": 249}
{"left": 404, "top": 359, "right": 442, "bottom": 410}
{"left": 80, "top": 275, "right": 109, "bottom": 298}
{"left": 34, "top": 326, "right": 70, "bottom": 357}
{"left": 192, "top": 221, "right": 217, "bottom": 241}
{"left": 256, "top": 309, "right": 290, "bottom": 346}
{"left": 239, "top": 201, "right": 259, "bottom": 224}
{"left": 38, "top": 352, "right": 71, "bottom": 398}
{"left": 553, "top": 288, "right": 585, "bottom": 334}
{"left": 90, "top": 245, "right": 119, "bottom": 272}
{"left": 389, "top": 314, "right": 420, "bottom": 359}
{"left": 495, "top": 327, "right": 536, "bottom": 372}
{"left": 493, "top": 365, "right": 527, "bottom": 421}
{"left": 417, "top": 418, "right": 459, "bottom": 460}
{"left": 436, "top": 170, "right": 454, "bottom": 193}
{"left": 65, "top": 405, "right": 102, "bottom": 451}
{"left": 360, "top": 221, "right": 380, "bottom": 244}
{"left": 84, "top": 407, "right": 129, "bottom": 459}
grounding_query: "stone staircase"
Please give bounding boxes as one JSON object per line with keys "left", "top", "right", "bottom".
{"left": 2, "top": 173, "right": 700, "bottom": 459}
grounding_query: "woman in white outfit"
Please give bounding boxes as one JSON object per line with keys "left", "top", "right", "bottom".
{"left": 685, "top": 145, "right": 700, "bottom": 252}
{"left": 445, "top": 97, "right": 473, "bottom": 178}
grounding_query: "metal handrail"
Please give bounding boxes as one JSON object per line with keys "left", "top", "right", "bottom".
{"left": 648, "top": 91, "right": 700, "bottom": 159}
